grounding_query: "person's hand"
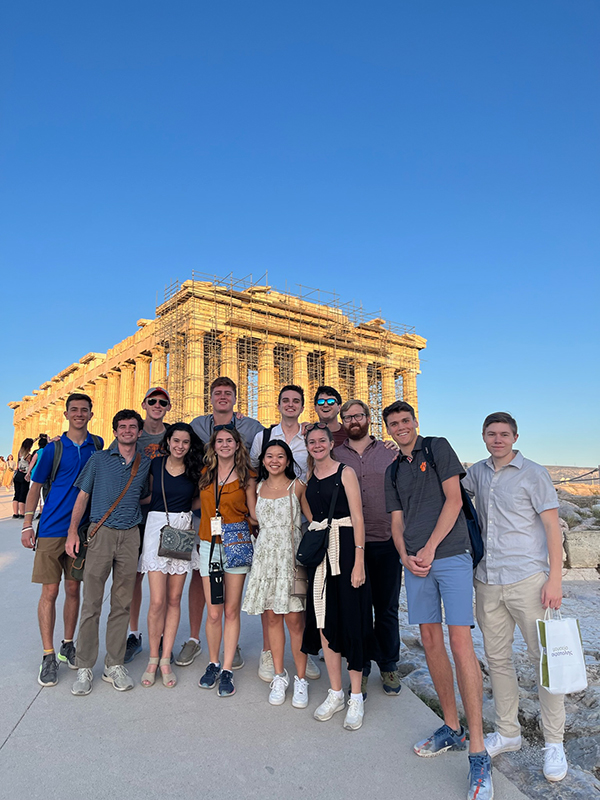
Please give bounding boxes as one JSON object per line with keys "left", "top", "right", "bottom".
{"left": 403, "top": 554, "right": 431, "bottom": 577}
{"left": 541, "top": 576, "right": 562, "bottom": 610}
{"left": 235, "top": 411, "right": 244, "bottom": 420}
{"left": 351, "top": 562, "right": 366, "bottom": 588}
{"left": 383, "top": 439, "right": 399, "bottom": 451}
{"left": 415, "top": 544, "right": 435, "bottom": 570}
{"left": 21, "top": 526, "right": 36, "bottom": 549}
{"left": 65, "top": 530, "right": 80, "bottom": 557}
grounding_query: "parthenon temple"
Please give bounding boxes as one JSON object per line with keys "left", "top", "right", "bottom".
{"left": 9, "top": 273, "right": 426, "bottom": 452}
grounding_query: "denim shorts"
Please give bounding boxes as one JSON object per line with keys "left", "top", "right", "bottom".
{"left": 404, "top": 552, "right": 474, "bottom": 626}
{"left": 196, "top": 538, "right": 250, "bottom": 577}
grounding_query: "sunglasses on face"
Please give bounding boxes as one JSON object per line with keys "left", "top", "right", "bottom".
{"left": 146, "top": 398, "right": 168, "bottom": 407}
{"left": 316, "top": 398, "right": 337, "bottom": 406}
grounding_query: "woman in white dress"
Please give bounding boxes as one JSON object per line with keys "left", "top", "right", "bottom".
{"left": 139, "top": 422, "right": 204, "bottom": 687}
{"left": 243, "top": 440, "right": 310, "bottom": 708}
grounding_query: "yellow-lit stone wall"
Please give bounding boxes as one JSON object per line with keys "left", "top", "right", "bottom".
{"left": 9, "top": 278, "right": 426, "bottom": 451}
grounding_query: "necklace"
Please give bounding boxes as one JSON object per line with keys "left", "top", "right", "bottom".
{"left": 265, "top": 477, "right": 289, "bottom": 491}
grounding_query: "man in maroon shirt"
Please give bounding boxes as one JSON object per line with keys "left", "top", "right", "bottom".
{"left": 334, "top": 399, "right": 402, "bottom": 697}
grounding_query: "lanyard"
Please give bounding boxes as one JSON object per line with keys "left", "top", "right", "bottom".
{"left": 214, "top": 465, "right": 236, "bottom": 517}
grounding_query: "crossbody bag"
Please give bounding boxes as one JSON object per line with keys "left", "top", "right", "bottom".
{"left": 157, "top": 459, "right": 195, "bottom": 561}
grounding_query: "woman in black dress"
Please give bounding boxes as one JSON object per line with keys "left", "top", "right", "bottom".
{"left": 300, "top": 423, "right": 373, "bottom": 731}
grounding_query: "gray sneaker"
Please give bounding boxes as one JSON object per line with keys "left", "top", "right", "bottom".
{"left": 175, "top": 639, "right": 202, "bottom": 667}
{"left": 102, "top": 664, "right": 134, "bottom": 691}
{"left": 58, "top": 640, "right": 78, "bottom": 670}
{"left": 305, "top": 654, "right": 321, "bottom": 680}
{"left": 72, "top": 668, "right": 94, "bottom": 696}
{"left": 232, "top": 644, "right": 244, "bottom": 670}
{"left": 38, "top": 653, "right": 59, "bottom": 687}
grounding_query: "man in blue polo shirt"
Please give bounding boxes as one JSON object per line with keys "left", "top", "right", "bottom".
{"left": 20, "top": 393, "right": 103, "bottom": 688}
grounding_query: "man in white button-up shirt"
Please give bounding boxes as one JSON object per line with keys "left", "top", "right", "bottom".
{"left": 462, "top": 412, "right": 567, "bottom": 783}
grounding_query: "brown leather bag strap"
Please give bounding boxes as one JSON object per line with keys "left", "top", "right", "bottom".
{"left": 88, "top": 453, "right": 142, "bottom": 540}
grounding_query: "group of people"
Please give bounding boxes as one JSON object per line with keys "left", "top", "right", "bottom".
{"left": 2, "top": 433, "right": 50, "bottom": 517}
{"left": 18, "top": 375, "right": 568, "bottom": 800}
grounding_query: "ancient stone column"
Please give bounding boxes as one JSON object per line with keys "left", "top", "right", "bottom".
{"left": 324, "top": 350, "right": 338, "bottom": 389}
{"left": 184, "top": 331, "right": 204, "bottom": 421}
{"left": 119, "top": 363, "right": 135, "bottom": 409}
{"left": 220, "top": 332, "right": 239, "bottom": 387}
{"left": 354, "top": 360, "right": 369, "bottom": 404}
{"left": 402, "top": 368, "right": 418, "bottom": 416}
{"left": 293, "top": 344, "right": 310, "bottom": 422}
{"left": 257, "top": 342, "right": 275, "bottom": 425}
{"left": 381, "top": 366, "right": 396, "bottom": 411}
{"left": 39, "top": 407, "right": 49, "bottom": 436}
{"left": 133, "top": 355, "right": 151, "bottom": 410}
{"left": 105, "top": 370, "right": 121, "bottom": 442}
{"left": 92, "top": 377, "right": 107, "bottom": 440}
{"left": 151, "top": 346, "right": 167, "bottom": 388}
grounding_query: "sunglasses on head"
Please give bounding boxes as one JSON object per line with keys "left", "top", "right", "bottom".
{"left": 146, "top": 397, "right": 168, "bottom": 407}
{"left": 305, "top": 422, "right": 330, "bottom": 434}
{"left": 214, "top": 422, "right": 235, "bottom": 433}
{"left": 316, "top": 398, "right": 337, "bottom": 406}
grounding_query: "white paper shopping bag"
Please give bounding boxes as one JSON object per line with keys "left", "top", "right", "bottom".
{"left": 537, "top": 609, "right": 588, "bottom": 695}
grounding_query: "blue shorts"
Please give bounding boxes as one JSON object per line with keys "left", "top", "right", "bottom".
{"left": 404, "top": 552, "right": 474, "bottom": 626}
{"left": 197, "top": 539, "right": 250, "bottom": 577}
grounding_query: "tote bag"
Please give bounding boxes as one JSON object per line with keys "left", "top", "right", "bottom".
{"left": 537, "top": 608, "right": 587, "bottom": 695}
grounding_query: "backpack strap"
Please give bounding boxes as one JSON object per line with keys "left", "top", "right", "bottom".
{"left": 91, "top": 435, "right": 103, "bottom": 451}
{"left": 49, "top": 439, "right": 64, "bottom": 486}
{"left": 260, "top": 425, "right": 276, "bottom": 457}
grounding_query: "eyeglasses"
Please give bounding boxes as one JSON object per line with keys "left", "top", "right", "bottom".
{"left": 316, "top": 398, "right": 337, "bottom": 407}
{"left": 214, "top": 422, "right": 235, "bottom": 432}
{"left": 342, "top": 413, "right": 367, "bottom": 423}
{"left": 305, "top": 422, "right": 330, "bottom": 434}
{"left": 146, "top": 398, "right": 168, "bottom": 407}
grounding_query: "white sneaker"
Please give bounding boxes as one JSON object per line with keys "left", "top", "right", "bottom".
{"left": 314, "top": 689, "right": 346, "bottom": 721}
{"left": 305, "top": 654, "right": 321, "bottom": 680}
{"left": 292, "top": 675, "right": 309, "bottom": 708}
{"left": 543, "top": 742, "right": 568, "bottom": 782}
{"left": 343, "top": 697, "right": 364, "bottom": 730}
{"left": 71, "top": 668, "right": 93, "bottom": 696}
{"left": 268, "top": 670, "right": 289, "bottom": 705}
{"left": 258, "top": 649, "right": 274, "bottom": 682}
{"left": 102, "top": 664, "right": 134, "bottom": 691}
{"left": 484, "top": 731, "right": 522, "bottom": 758}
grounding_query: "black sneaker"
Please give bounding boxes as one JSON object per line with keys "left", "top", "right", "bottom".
{"left": 199, "top": 662, "right": 222, "bottom": 689}
{"left": 38, "top": 653, "right": 59, "bottom": 687}
{"left": 58, "top": 640, "right": 77, "bottom": 669}
{"left": 217, "top": 669, "right": 236, "bottom": 697}
{"left": 124, "top": 633, "right": 142, "bottom": 664}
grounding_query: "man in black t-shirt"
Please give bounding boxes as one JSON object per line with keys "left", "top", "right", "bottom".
{"left": 383, "top": 401, "right": 492, "bottom": 800}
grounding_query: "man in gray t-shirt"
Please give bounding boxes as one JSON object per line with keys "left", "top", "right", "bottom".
{"left": 383, "top": 400, "right": 492, "bottom": 800}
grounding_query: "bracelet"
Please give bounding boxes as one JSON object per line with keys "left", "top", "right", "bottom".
{"left": 24, "top": 511, "right": 34, "bottom": 517}
{"left": 22, "top": 526, "right": 34, "bottom": 533}
{"left": 355, "top": 545, "right": 365, "bottom": 550}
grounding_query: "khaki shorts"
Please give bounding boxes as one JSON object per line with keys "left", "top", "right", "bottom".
{"left": 32, "top": 537, "right": 76, "bottom": 584}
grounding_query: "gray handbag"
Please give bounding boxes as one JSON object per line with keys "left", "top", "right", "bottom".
{"left": 157, "top": 459, "right": 195, "bottom": 561}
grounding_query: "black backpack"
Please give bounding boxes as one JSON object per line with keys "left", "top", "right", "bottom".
{"left": 259, "top": 425, "right": 277, "bottom": 458}
{"left": 41, "top": 435, "right": 103, "bottom": 501}
{"left": 391, "top": 436, "right": 484, "bottom": 568}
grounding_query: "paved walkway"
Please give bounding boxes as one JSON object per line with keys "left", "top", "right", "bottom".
{"left": 0, "top": 514, "right": 527, "bottom": 800}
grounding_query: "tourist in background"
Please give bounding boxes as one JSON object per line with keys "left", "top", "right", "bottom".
{"left": 196, "top": 426, "right": 257, "bottom": 697}
{"left": 139, "top": 422, "right": 204, "bottom": 688}
{"left": 243, "top": 440, "right": 309, "bottom": 708}
{"left": 302, "top": 423, "right": 373, "bottom": 732}
{"left": 463, "top": 412, "right": 567, "bottom": 783}
{"left": 334, "top": 399, "right": 402, "bottom": 698}
{"left": 12, "top": 438, "right": 34, "bottom": 517}
{"left": 124, "top": 387, "right": 172, "bottom": 665}
{"left": 3, "top": 454, "right": 15, "bottom": 490}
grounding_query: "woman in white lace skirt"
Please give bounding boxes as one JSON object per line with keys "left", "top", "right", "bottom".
{"left": 139, "top": 422, "right": 204, "bottom": 687}
{"left": 243, "top": 440, "right": 310, "bottom": 708}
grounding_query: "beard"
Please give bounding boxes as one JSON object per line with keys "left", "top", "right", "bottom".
{"left": 346, "top": 420, "right": 369, "bottom": 440}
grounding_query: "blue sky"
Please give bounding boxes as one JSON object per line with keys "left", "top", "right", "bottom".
{"left": 1, "top": 1, "right": 599, "bottom": 465}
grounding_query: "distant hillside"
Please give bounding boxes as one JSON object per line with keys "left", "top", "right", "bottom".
{"left": 462, "top": 463, "right": 598, "bottom": 486}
